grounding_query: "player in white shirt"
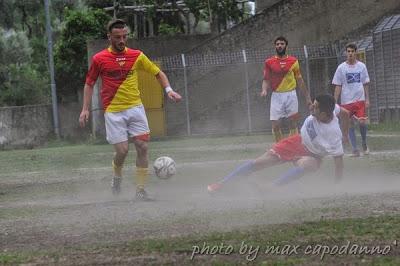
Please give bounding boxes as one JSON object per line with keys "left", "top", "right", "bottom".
{"left": 333, "top": 43, "right": 370, "bottom": 157}
{"left": 207, "top": 94, "right": 350, "bottom": 193}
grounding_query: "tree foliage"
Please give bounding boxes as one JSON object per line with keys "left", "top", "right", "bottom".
{"left": 86, "top": 0, "right": 245, "bottom": 36}
{"left": 54, "top": 8, "right": 111, "bottom": 101}
{"left": 0, "top": 0, "right": 76, "bottom": 106}
{"left": 0, "top": 28, "right": 49, "bottom": 106}
{"left": 0, "top": 0, "right": 248, "bottom": 106}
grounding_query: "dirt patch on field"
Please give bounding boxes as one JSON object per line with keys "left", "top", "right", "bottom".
{"left": 1, "top": 145, "right": 400, "bottom": 265}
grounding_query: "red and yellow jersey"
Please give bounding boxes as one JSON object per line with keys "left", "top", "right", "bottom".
{"left": 263, "top": 55, "right": 302, "bottom": 92}
{"left": 85, "top": 47, "right": 160, "bottom": 112}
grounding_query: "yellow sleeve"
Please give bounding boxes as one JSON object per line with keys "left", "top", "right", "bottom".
{"left": 136, "top": 53, "right": 160, "bottom": 76}
{"left": 292, "top": 60, "right": 302, "bottom": 79}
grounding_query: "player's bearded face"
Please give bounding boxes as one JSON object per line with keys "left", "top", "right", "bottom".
{"left": 109, "top": 28, "right": 128, "bottom": 52}
{"left": 275, "top": 41, "right": 287, "bottom": 56}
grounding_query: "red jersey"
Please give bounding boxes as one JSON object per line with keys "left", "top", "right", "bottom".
{"left": 86, "top": 47, "right": 160, "bottom": 112}
{"left": 263, "top": 55, "right": 302, "bottom": 92}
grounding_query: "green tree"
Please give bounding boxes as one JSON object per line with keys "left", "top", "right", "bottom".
{"left": 85, "top": 0, "right": 245, "bottom": 36}
{"left": 0, "top": 28, "right": 49, "bottom": 106}
{"left": 0, "top": 0, "right": 77, "bottom": 102}
{"left": 54, "top": 8, "right": 110, "bottom": 101}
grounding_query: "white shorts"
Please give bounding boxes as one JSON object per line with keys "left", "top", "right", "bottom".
{"left": 270, "top": 90, "right": 299, "bottom": 121}
{"left": 104, "top": 105, "right": 150, "bottom": 144}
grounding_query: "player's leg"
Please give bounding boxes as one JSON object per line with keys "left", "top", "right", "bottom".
{"left": 359, "top": 120, "right": 368, "bottom": 155}
{"left": 355, "top": 101, "right": 369, "bottom": 155}
{"left": 207, "top": 151, "right": 282, "bottom": 193}
{"left": 132, "top": 136, "right": 151, "bottom": 200}
{"left": 127, "top": 105, "right": 152, "bottom": 200}
{"left": 113, "top": 141, "right": 129, "bottom": 175}
{"left": 286, "top": 91, "right": 300, "bottom": 136}
{"left": 270, "top": 92, "right": 284, "bottom": 142}
{"left": 273, "top": 156, "right": 320, "bottom": 186}
{"left": 104, "top": 112, "right": 130, "bottom": 194}
{"left": 288, "top": 113, "right": 300, "bottom": 136}
{"left": 271, "top": 120, "right": 283, "bottom": 142}
{"left": 341, "top": 103, "right": 359, "bottom": 157}
{"left": 111, "top": 141, "right": 129, "bottom": 193}
{"left": 348, "top": 119, "right": 359, "bottom": 156}
{"left": 207, "top": 134, "right": 306, "bottom": 193}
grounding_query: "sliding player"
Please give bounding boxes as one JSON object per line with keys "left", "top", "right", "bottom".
{"left": 208, "top": 94, "right": 349, "bottom": 193}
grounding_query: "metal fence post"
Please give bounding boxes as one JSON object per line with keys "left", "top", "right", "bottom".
{"left": 181, "top": 54, "right": 191, "bottom": 136}
{"left": 44, "top": 0, "right": 60, "bottom": 138}
{"left": 303, "top": 45, "right": 311, "bottom": 97}
{"left": 242, "top": 49, "right": 252, "bottom": 133}
{"left": 371, "top": 47, "right": 379, "bottom": 123}
{"left": 389, "top": 19, "right": 399, "bottom": 113}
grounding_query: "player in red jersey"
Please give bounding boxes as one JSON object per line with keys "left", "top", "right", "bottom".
{"left": 261, "top": 36, "right": 312, "bottom": 142}
{"left": 79, "top": 19, "right": 181, "bottom": 200}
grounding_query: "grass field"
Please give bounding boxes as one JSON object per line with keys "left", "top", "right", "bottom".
{"left": 1, "top": 132, "right": 400, "bottom": 265}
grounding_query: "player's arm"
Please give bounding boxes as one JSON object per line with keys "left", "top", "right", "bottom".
{"left": 139, "top": 53, "right": 181, "bottom": 102}
{"left": 155, "top": 70, "right": 182, "bottom": 102}
{"left": 338, "top": 107, "right": 350, "bottom": 144}
{"left": 363, "top": 83, "right": 370, "bottom": 108}
{"left": 260, "top": 79, "right": 271, "bottom": 97}
{"left": 293, "top": 61, "right": 312, "bottom": 108}
{"left": 80, "top": 56, "right": 100, "bottom": 127}
{"left": 333, "top": 155, "right": 344, "bottom": 181}
{"left": 261, "top": 62, "right": 271, "bottom": 97}
{"left": 296, "top": 76, "right": 313, "bottom": 108}
{"left": 334, "top": 85, "right": 342, "bottom": 103}
{"left": 361, "top": 65, "right": 370, "bottom": 109}
{"left": 79, "top": 83, "right": 94, "bottom": 128}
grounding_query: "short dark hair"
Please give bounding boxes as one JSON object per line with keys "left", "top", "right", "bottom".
{"left": 345, "top": 42, "right": 357, "bottom": 51}
{"left": 315, "top": 94, "right": 335, "bottom": 114}
{"left": 107, "top": 19, "right": 126, "bottom": 33}
{"left": 274, "top": 36, "right": 288, "bottom": 45}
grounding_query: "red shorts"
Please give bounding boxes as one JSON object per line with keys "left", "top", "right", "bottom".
{"left": 270, "top": 134, "right": 313, "bottom": 161}
{"left": 341, "top": 101, "right": 367, "bottom": 120}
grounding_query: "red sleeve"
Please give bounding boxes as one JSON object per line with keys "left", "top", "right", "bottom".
{"left": 85, "top": 56, "right": 100, "bottom": 86}
{"left": 263, "top": 60, "right": 271, "bottom": 80}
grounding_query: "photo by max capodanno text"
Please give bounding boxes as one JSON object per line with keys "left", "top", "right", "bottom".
{"left": 190, "top": 240, "right": 398, "bottom": 261}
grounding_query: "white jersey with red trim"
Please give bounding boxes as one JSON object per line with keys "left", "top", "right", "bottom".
{"left": 301, "top": 105, "right": 343, "bottom": 157}
{"left": 332, "top": 61, "right": 370, "bottom": 105}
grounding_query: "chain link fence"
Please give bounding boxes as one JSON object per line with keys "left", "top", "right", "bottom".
{"left": 156, "top": 14, "right": 400, "bottom": 137}
{"left": 372, "top": 14, "right": 400, "bottom": 122}
{"left": 158, "top": 44, "right": 341, "bottom": 136}
{"left": 86, "top": 15, "right": 400, "bottom": 137}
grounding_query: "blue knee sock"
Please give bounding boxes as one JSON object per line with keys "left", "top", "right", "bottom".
{"left": 349, "top": 127, "right": 358, "bottom": 151}
{"left": 273, "top": 167, "right": 305, "bottom": 186}
{"left": 359, "top": 124, "right": 367, "bottom": 147}
{"left": 221, "top": 161, "right": 255, "bottom": 184}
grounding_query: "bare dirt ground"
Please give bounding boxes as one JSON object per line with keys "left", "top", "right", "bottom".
{"left": 1, "top": 137, "right": 400, "bottom": 264}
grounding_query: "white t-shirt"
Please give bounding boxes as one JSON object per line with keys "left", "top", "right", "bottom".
{"left": 332, "top": 61, "right": 370, "bottom": 105}
{"left": 301, "top": 105, "right": 343, "bottom": 157}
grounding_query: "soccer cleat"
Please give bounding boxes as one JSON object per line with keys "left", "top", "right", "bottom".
{"left": 135, "top": 188, "right": 152, "bottom": 201}
{"left": 111, "top": 176, "right": 122, "bottom": 195}
{"left": 362, "top": 145, "right": 370, "bottom": 156}
{"left": 349, "top": 150, "right": 360, "bottom": 157}
{"left": 207, "top": 182, "right": 223, "bottom": 194}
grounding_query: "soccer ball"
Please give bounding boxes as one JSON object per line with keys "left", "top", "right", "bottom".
{"left": 153, "top": 156, "right": 176, "bottom": 179}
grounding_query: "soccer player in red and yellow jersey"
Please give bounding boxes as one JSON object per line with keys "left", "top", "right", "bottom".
{"left": 261, "top": 36, "right": 312, "bottom": 142}
{"left": 79, "top": 19, "right": 181, "bottom": 200}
